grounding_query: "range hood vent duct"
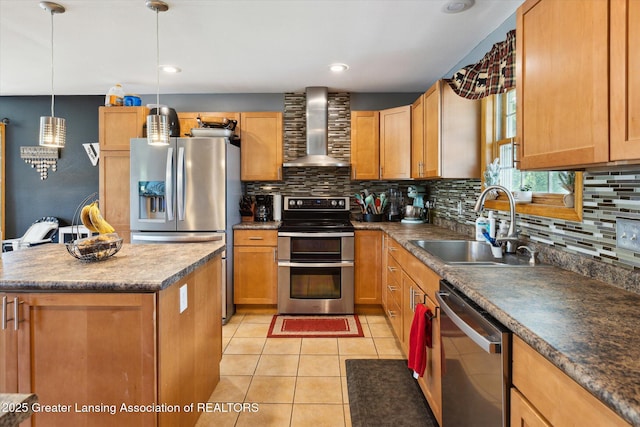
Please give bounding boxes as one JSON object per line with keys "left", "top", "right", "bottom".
{"left": 283, "top": 87, "right": 350, "bottom": 167}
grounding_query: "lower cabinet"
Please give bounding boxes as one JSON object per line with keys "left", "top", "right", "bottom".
{"left": 512, "top": 335, "right": 630, "bottom": 427}
{"left": 354, "top": 230, "right": 382, "bottom": 305}
{"left": 233, "top": 230, "right": 278, "bottom": 305}
{"left": 0, "top": 256, "right": 221, "bottom": 427}
{"left": 383, "top": 234, "right": 442, "bottom": 425}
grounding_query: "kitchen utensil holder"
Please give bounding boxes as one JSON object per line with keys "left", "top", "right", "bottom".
{"left": 362, "top": 213, "right": 383, "bottom": 222}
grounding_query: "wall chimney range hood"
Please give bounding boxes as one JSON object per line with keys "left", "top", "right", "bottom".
{"left": 283, "top": 87, "right": 350, "bottom": 167}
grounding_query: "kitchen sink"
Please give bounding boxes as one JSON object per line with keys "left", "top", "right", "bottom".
{"left": 410, "top": 240, "right": 537, "bottom": 267}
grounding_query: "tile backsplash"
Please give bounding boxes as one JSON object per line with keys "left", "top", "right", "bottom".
{"left": 243, "top": 91, "right": 640, "bottom": 291}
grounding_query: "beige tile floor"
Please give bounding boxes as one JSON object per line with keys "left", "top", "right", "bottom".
{"left": 195, "top": 313, "right": 405, "bottom": 427}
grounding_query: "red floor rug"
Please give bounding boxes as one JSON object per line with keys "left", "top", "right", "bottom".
{"left": 267, "top": 314, "right": 364, "bottom": 338}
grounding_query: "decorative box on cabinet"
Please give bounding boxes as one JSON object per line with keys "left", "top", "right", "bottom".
{"left": 177, "top": 112, "right": 241, "bottom": 138}
{"left": 240, "top": 112, "right": 283, "bottom": 181}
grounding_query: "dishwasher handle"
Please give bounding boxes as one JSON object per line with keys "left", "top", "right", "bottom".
{"left": 436, "top": 290, "right": 501, "bottom": 354}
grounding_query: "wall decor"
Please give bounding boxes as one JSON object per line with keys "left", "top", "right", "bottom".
{"left": 20, "top": 146, "right": 59, "bottom": 180}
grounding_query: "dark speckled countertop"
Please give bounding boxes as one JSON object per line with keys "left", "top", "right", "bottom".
{"left": 0, "top": 242, "right": 225, "bottom": 292}
{"left": 352, "top": 221, "right": 640, "bottom": 426}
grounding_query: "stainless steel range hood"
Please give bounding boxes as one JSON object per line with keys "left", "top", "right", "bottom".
{"left": 283, "top": 87, "right": 350, "bottom": 167}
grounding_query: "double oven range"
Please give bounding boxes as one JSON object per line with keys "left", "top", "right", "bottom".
{"left": 277, "top": 197, "right": 355, "bottom": 314}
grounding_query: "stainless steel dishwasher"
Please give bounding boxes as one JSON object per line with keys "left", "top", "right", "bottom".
{"left": 436, "top": 280, "right": 511, "bottom": 427}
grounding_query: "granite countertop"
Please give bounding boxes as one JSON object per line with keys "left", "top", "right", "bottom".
{"left": 0, "top": 393, "right": 37, "bottom": 427}
{"left": 0, "top": 242, "right": 225, "bottom": 292}
{"left": 356, "top": 221, "right": 640, "bottom": 426}
{"left": 233, "top": 221, "right": 281, "bottom": 230}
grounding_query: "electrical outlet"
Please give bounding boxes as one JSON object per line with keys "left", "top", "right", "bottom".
{"left": 616, "top": 219, "right": 640, "bottom": 252}
{"left": 179, "top": 284, "right": 188, "bottom": 313}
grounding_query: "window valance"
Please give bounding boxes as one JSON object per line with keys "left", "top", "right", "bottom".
{"left": 447, "top": 29, "right": 516, "bottom": 100}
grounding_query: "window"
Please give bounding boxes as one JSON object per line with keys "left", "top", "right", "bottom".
{"left": 481, "top": 89, "right": 582, "bottom": 221}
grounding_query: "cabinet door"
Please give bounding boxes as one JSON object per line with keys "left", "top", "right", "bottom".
{"left": 20, "top": 293, "right": 157, "bottom": 426}
{"left": 354, "top": 230, "right": 382, "bottom": 305}
{"left": 234, "top": 245, "right": 278, "bottom": 304}
{"left": 380, "top": 105, "right": 411, "bottom": 179}
{"left": 516, "top": 0, "right": 609, "bottom": 169}
{"left": 0, "top": 294, "right": 19, "bottom": 393}
{"left": 98, "top": 106, "right": 147, "bottom": 151}
{"left": 417, "top": 293, "right": 442, "bottom": 426}
{"left": 99, "top": 150, "right": 131, "bottom": 242}
{"left": 240, "top": 112, "right": 283, "bottom": 181}
{"left": 401, "top": 274, "right": 424, "bottom": 355}
{"left": 511, "top": 388, "right": 552, "bottom": 427}
{"left": 351, "top": 111, "right": 380, "bottom": 180}
{"left": 610, "top": 0, "right": 640, "bottom": 161}
{"left": 411, "top": 95, "right": 425, "bottom": 178}
{"left": 423, "top": 84, "right": 441, "bottom": 178}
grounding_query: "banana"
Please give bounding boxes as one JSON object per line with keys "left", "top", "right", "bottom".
{"left": 88, "top": 203, "right": 115, "bottom": 234}
{"left": 80, "top": 202, "right": 99, "bottom": 233}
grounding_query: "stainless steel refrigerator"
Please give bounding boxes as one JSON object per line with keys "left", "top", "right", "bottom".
{"left": 130, "top": 137, "right": 241, "bottom": 323}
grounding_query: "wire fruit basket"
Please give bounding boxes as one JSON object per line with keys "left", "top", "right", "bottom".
{"left": 65, "top": 193, "right": 123, "bottom": 262}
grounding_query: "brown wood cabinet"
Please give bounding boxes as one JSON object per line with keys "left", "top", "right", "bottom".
{"left": 610, "top": 0, "right": 640, "bottom": 161}
{"left": 380, "top": 105, "right": 411, "bottom": 180}
{"left": 0, "top": 256, "right": 221, "bottom": 427}
{"left": 177, "top": 112, "right": 241, "bottom": 138}
{"left": 410, "top": 95, "right": 425, "bottom": 178}
{"left": 383, "top": 235, "right": 442, "bottom": 426}
{"left": 422, "top": 80, "right": 480, "bottom": 178}
{"left": 516, "top": 0, "right": 609, "bottom": 169}
{"left": 240, "top": 112, "right": 283, "bottom": 181}
{"left": 354, "top": 230, "right": 382, "bottom": 305}
{"left": 350, "top": 111, "right": 380, "bottom": 180}
{"left": 233, "top": 230, "right": 278, "bottom": 304}
{"left": 98, "top": 106, "right": 148, "bottom": 243}
{"left": 512, "top": 335, "right": 630, "bottom": 427}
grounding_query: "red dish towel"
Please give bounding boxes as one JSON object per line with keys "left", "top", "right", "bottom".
{"left": 407, "top": 303, "right": 433, "bottom": 378}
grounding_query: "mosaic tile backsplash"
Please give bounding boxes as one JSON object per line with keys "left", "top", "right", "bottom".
{"left": 243, "top": 92, "right": 640, "bottom": 290}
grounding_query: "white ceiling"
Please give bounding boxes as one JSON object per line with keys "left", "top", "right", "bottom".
{"left": 0, "top": 0, "right": 522, "bottom": 96}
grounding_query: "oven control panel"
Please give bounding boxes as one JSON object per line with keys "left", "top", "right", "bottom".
{"left": 284, "top": 196, "right": 349, "bottom": 211}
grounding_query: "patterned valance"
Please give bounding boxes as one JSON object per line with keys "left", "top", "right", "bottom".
{"left": 447, "top": 29, "right": 516, "bottom": 100}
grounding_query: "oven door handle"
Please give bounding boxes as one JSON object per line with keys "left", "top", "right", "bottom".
{"left": 277, "top": 232, "right": 354, "bottom": 238}
{"left": 278, "top": 261, "right": 354, "bottom": 268}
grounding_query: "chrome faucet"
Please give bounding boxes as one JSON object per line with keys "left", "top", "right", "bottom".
{"left": 474, "top": 185, "right": 519, "bottom": 253}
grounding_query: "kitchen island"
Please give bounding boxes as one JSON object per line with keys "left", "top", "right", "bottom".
{"left": 0, "top": 242, "right": 224, "bottom": 427}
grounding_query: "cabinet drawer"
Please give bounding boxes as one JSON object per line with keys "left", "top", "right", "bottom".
{"left": 385, "top": 293, "right": 402, "bottom": 340}
{"left": 385, "top": 256, "right": 402, "bottom": 306}
{"left": 234, "top": 230, "right": 277, "bottom": 246}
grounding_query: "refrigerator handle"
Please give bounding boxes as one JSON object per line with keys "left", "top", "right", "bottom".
{"left": 165, "top": 147, "right": 174, "bottom": 220}
{"left": 177, "top": 146, "right": 185, "bottom": 221}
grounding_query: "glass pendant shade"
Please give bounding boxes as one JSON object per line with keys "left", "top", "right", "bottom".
{"left": 39, "top": 116, "right": 66, "bottom": 148}
{"left": 147, "top": 114, "right": 170, "bottom": 145}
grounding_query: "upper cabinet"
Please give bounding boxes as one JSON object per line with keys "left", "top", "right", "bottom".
{"left": 240, "top": 112, "right": 283, "bottom": 181}
{"left": 98, "top": 106, "right": 147, "bottom": 151}
{"left": 380, "top": 105, "right": 411, "bottom": 180}
{"left": 411, "top": 95, "right": 425, "bottom": 178}
{"left": 610, "top": 0, "right": 640, "bottom": 161}
{"left": 177, "top": 112, "right": 241, "bottom": 138}
{"left": 517, "top": 0, "right": 640, "bottom": 169}
{"left": 421, "top": 80, "right": 480, "bottom": 179}
{"left": 351, "top": 111, "right": 380, "bottom": 180}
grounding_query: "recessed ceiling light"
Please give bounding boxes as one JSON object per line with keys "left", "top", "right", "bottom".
{"left": 160, "top": 65, "right": 181, "bottom": 73}
{"left": 442, "top": 0, "right": 474, "bottom": 14}
{"left": 329, "top": 63, "right": 349, "bottom": 73}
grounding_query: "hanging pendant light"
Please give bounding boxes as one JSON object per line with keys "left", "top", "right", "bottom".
{"left": 146, "top": 0, "right": 170, "bottom": 146}
{"left": 39, "top": 1, "right": 66, "bottom": 148}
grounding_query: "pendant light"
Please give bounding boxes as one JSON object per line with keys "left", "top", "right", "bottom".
{"left": 146, "top": 0, "right": 170, "bottom": 146}
{"left": 39, "top": 1, "right": 66, "bottom": 148}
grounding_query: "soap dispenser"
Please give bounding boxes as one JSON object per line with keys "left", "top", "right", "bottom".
{"left": 475, "top": 212, "right": 489, "bottom": 241}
